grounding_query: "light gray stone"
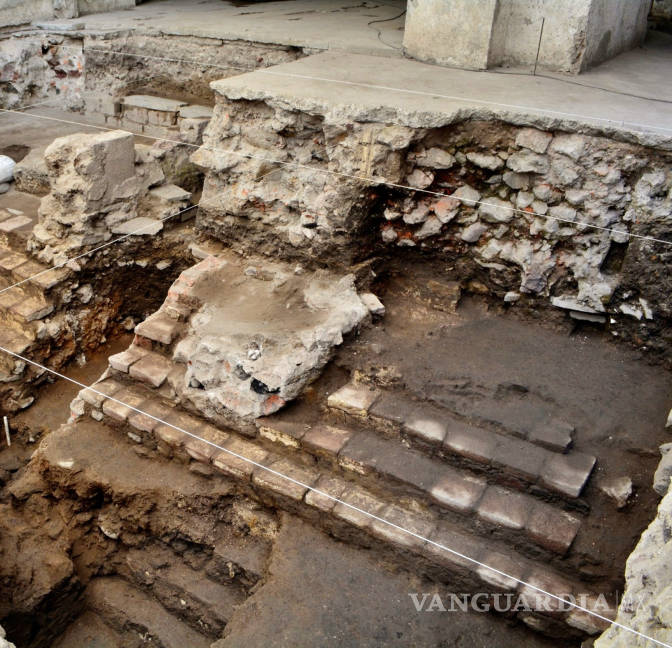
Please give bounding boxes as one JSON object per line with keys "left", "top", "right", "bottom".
{"left": 515, "top": 128, "right": 553, "bottom": 154}
{"left": 123, "top": 95, "right": 187, "bottom": 112}
{"left": 478, "top": 197, "right": 514, "bottom": 223}
{"left": 415, "top": 147, "right": 455, "bottom": 169}
{"left": 466, "top": 152, "right": 503, "bottom": 171}
{"left": 461, "top": 222, "right": 488, "bottom": 243}
{"left": 507, "top": 150, "right": 549, "bottom": 175}
{"left": 598, "top": 476, "right": 632, "bottom": 508}
{"left": 453, "top": 184, "right": 480, "bottom": 207}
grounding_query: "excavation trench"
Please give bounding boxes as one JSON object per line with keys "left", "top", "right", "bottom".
{"left": 0, "top": 17, "right": 672, "bottom": 648}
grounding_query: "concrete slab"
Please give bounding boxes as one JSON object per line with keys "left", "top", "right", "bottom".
{"left": 212, "top": 50, "right": 672, "bottom": 148}
{"left": 70, "top": 0, "right": 407, "bottom": 57}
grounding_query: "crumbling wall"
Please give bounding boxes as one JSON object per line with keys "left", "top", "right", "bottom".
{"left": 0, "top": 0, "right": 133, "bottom": 28}
{"left": 595, "top": 485, "right": 672, "bottom": 647}
{"left": 193, "top": 94, "right": 672, "bottom": 360}
{"left": 0, "top": 35, "right": 84, "bottom": 110}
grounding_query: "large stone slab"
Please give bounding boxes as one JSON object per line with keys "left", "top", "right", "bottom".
{"left": 170, "top": 252, "right": 370, "bottom": 419}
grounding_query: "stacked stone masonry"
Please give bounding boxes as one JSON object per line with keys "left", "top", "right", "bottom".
{"left": 193, "top": 84, "right": 672, "bottom": 360}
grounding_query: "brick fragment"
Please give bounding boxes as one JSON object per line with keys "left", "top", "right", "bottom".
{"left": 129, "top": 352, "right": 172, "bottom": 388}
{"left": 109, "top": 345, "right": 147, "bottom": 373}
{"left": 302, "top": 425, "right": 352, "bottom": 456}
{"left": 327, "top": 382, "right": 379, "bottom": 416}
{"left": 252, "top": 458, "right": 318, "bottom": 501}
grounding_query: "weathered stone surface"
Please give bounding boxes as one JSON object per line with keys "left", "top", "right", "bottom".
{"left": 430, "top": 471, "right": 486, "bottom": 513}
{"left": 653, "top": 443, "right": 672, "bottom": 496}
{"left": 166, "top": 253, "right": 370, "bottom": 420}
{"left": 477, "top": 486, "right": 530, "bottom": 530}
{"left": 598, "top": 476, "right": 633, "bottom": 508}
{"left": 328, "top": 382, "right": 379, "bottom": 417}
{"left": 29, "top": 130, "right": 141, "bottom": 263}
{"left": 541, "top": 451, "right": 596, "bottom": 498}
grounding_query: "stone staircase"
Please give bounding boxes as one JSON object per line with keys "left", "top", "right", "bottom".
{"left": 66, "top": 251, "right": 616, "bottom": 640}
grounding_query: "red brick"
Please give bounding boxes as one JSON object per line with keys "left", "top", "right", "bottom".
{"left": 526, "top": 501, "right": 581, "bottom": 555}
{"left": 444, "top": 424, "right": 497, "bottom": 464}
{"left": 129, "top": 352, "right": 172, "bottom": 388}
{"left": 302, "top": 425, "right": 352, "bottom": 456}
{"left": 477, "top": 486, "right": 531, "bottom": 530}
{"left": 430, "top": 471, "right": 486, "bottom": 514}
{"left": 540, "top": 451, "right": 596, "bottom": 498}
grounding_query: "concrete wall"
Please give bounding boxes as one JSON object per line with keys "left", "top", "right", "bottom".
{"left": 488, "top": 0, "right": 592, "bottom": 72}
{"left": 402, "top": 0, "right": 499, "bottom": 70}
{"left": 403, "top": 0, "right": 651, "bottom": 74}
{"left": 583, "top": 0, "right": 651, "bottom": 70}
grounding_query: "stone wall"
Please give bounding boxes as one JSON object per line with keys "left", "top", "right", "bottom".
{"left": 595, "top": 485, "right": 672, "bottom": 647}
{"left": 0, "top": 0, "right": 133, "bottom": 27}
{"left": 193, "top": 90, "right": 672, "bottom": 360}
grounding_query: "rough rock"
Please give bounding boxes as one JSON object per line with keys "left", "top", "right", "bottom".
{"left": 653, "top": 443, "right": 672, "bottom": 496}
{"left": 0, "top": 155, "right": 16, "bottom": 183}
{"left": 169, "top": 253, "right": 370, "bottom": 420}
{"left": 598, "top": 476, "right": 633, "bottom": 508}
{"left": 595, "top": 486, "right": 672, "bottom": 648}
{"left": 478, "top": 197, "right": 514, "bottom": 223}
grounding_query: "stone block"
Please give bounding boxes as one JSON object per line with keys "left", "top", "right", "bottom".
{"left": 444, "top": 424, "right": 497, "bottom": 464}
{"left": 540, "top": 451, "right": 596, "bottom": 498}
{"left": 111, "top": 216, "right": 163, "bottom": 236}
{"left": 477, "top": 551, "right": 527, "bottom": 592}
{"left": 13, "top": 298, "right": 53, "bottom": 321}
{"left": 179, "top": 104, "right": 214, "bottom": 119}
{"left": 332, "top": 486, "right": 386, "bottom": 530}
{"left": 128, "top": 352, "right": 172, "bottom": 388}
{"left": 252, "top": 458, "right": 318, "bottom": 502}
{"left": 123, "top": 95, "right": 187, "bottom": 112}
{"left": 257, "top": 420, "right": 306, "bottom": 448}
{"left": 102, "top": 389, "right": 146, "bottom": 423}
{"left": 426, "top": 279, "right": 461, "bottom": 312}
{"left": 359, "top": 292, "right": 385, "bottom": 317}
{"left": 146, "top": 108, "right": 178, "bottom": 127}
{"left": 213, "top": 439, "right": 269, "bottom": 481}
{"left": 149, "top": 184, "right": 192, "bottom": 203}
{"left": 154, "top": 423, "right": 187, "bottom": 448}
{"left": 404, "top": 416, "right": 447, "bottom": 445}
{"left": 79, "top": 379, "right": 122, "bottom": 408}
{"left": 528, "top": 419, "right": 574, "bottom": 452}
{"left": 430, "top": 471, "right": 486, "bottom": 514}
{"left": 0, "top": 252, "right": 28, "bottom": 271}
{"left": 327, "top": 382, "right": 379, "bottom": 416}
{"left": 184, "top": 435, "right": 219, "bottom": 463}
{"left": 491, "top": 437, "right": 548, "bottom": 482}
{"left": 424, "top": 522, "right": 485, "bottom": 575}
{"left": 477, "top": 486, "right": 530, "bottom": 530}
{"left": 526, "top": 502, "right": 581, "bottom": 555}
{"left": 109, "top": 345, "right": 147, "bottom": 373}
{"left": 518, "top": 568, "right": 574, "bottom": 614}
{"left": 302, "top": 425, "right": 352, "bottom": 457}
{"left": 370, "top": 504, "right": 435, "bottom": 552}
{"left": 515, "top": 129, "right": 553, "bottom": 154}
{"left": 0, "top": 215, "right": 32, "bottom": 232}
{"left": 305, "top": 474, "right": 348, "bottom": 513}
{"left": 135, "top": 313, "right": 181, "bottom": 345}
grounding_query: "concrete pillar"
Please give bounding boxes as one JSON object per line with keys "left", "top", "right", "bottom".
{"left": 402, "top": 0, "right": 652, "bottom": 74}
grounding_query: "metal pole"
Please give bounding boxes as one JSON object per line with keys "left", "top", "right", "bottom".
{"left": 3, "top": 416, "right": 10, "bottom": 446}
{"left": 533, "top": 17, "right": 545, "bottom": 76}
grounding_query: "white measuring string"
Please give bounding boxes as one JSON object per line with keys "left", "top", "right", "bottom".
{"left": 0, "top": 345, "right": 668, "bottom": 647}
{"left": 61, "top": 44, "right": 672, "bottom": 135}
{"left": 2, "top": 107, "right": 671, "bottom": 249}
{"left": 0, "top": 203, "right": 198, "bottom": 296}
{"left": 0, "top": 98, "right": 61, "bottom": 115}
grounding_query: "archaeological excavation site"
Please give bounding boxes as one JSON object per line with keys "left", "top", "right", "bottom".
{"left": 0, "top": 0, "right": 671, "bottom": 646}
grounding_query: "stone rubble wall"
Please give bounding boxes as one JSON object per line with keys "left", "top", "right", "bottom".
{"left": 193, "top": 95, "right": 672, "bottom": 360}
{"left": 0, "top": 34, "right": 84, "bottom": 110}
{"left": 0, "top": 0, "right": 134, "bottom": 28}
{"left": 595, "top": 484, "right": 672, "bottom": 648}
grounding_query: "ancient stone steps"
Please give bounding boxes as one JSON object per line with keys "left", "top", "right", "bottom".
{"left": 70, "top": 405, "right": 613, "bottom": 639}
{"left": 0, "top": 281, "right": 52, "bottom": 332}
{"left": 125, "top": 545, "right": 246, "bottom": 637}
{"left": 86, "top": 576, "right": 212, "bottom": 648}
{"left": 0, "top": 243, "right": 69, "bottom": 298}
{"left": 77, "top": 369, "right": 587, "bottom": 565}
{"left": 327, "top": 381, "right": 596, "bottom": 503}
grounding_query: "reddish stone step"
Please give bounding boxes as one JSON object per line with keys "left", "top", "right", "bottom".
{"left": 328, "top": 381, "right": 596, "bottom": 500}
